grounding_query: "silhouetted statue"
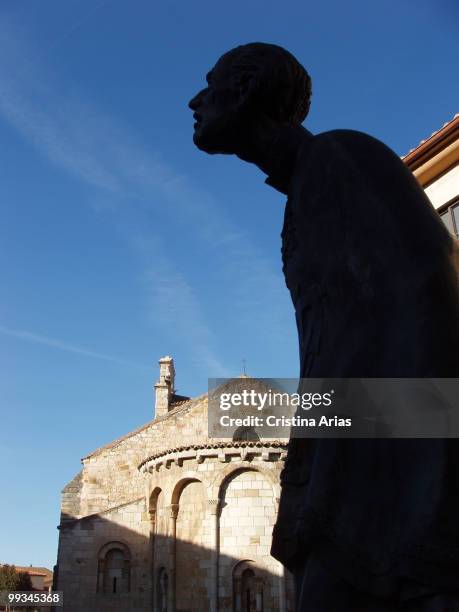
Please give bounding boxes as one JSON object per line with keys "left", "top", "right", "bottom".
{"left": 189, "top": 43, "right": 459, "bottom": 611}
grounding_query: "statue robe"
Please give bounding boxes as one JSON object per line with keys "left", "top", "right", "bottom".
{"left": 269, "top": 127, "right": 459, "bottom": 597}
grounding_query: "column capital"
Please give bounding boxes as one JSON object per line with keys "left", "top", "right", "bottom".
{"left": 169, "top": 503, "right": 179, "bottom": 519}
{"left": 208, "top": 498, "right": 221, "bottom": 516}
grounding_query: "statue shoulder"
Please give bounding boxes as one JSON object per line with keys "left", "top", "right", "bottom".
{"left": 304, "top": 129, "right": 400, "bottom": 165}
{"left": 295, "top": 127, "right": 421, "bottom": 200}
{"left": 292, "top": 126, "right": 452, "bottom": 262}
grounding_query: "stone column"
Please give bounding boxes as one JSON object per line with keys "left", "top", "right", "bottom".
{"left": 169, "top": 503, "right": 179, "bottom": 611}
{"left": 149, "top": 509, "right": 157, "bottom": 611}
{"left": 275, "top": 496, "right": 287, "bottom": 612}
{"left": 208, "top": 498, "right": 221, "bottom": 612}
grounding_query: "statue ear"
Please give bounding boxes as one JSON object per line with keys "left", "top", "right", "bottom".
{"left": 232, "top": 69, "right": 259, "bottom": 107}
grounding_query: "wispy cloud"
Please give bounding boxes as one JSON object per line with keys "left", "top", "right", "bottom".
{"left": 144, "top": 258, "right": 231, "bottom": 377}
{"left": 0, "top": 17, "right": 230, "bottom": 373}
{"left": 0, "top": 325, "right": 147, "bottom": 369}
{"left": 0, "top": 15, "right": 293, "bottom": 375}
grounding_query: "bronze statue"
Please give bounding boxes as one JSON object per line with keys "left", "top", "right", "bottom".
{"left": 189, "top": 43, "right": 459, "bottom": 611}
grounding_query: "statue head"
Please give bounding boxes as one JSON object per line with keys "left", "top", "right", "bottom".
{"left": 188, "top": 43, "right": 312, "bottom": 155}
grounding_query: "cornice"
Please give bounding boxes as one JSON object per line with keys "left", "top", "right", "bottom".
{"left": 138, "top": 440, "right": 288, "bottom": 473}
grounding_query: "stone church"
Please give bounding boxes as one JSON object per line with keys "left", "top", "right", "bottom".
{"left": 55, "top": 357, "right": 294, "bottom": 611}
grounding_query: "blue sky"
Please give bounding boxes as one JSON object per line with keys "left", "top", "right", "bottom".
{"left": 0, "top": 0, "right": 457, "bottom": 569}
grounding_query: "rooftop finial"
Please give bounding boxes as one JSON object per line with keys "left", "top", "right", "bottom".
{"left": 239, "top": 358, "right": 248, "bottom": 378}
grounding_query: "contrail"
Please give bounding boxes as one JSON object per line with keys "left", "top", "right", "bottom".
{"left": 0, "top": 324, "right": 148, "bottom": 369}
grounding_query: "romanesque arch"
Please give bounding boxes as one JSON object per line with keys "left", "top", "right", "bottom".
{"left": 217, "top": 468, "right": 277, "bottom": 611}
{"left": 174, "top": 478, "right": 211, "bottom": 611}
{"left": 171, "top": 476, "right": 203, "bottom": 505}
{"left": 149, "top": 487, "right": 162, "bottom": 513}
{"left": 212, "top": 464, "right": 280, "bottom": 502}
{"left": 232, "top": 560, "right": 265, "bottom": 612}
{"left": 149, "top": 487, "right": 169, "bottom": 611}
{"left": 96, "top": 541, "right": 131, "bottom": 595}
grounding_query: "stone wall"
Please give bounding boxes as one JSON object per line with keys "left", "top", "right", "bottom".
{"left": 61, "top": 471, "right": 82, "bottom": 522}
{"left": 57, "top": 498, "right": 149, "bottom": 612}
{"left": 144, "top": 443, "right": 288, "bottom": 612}
{"left": 219, "top": 470, "right": 279, "bottom": 611}
{"left": 78, "top": 395, "right": 210, "bottom": 516}
{"left": 57, "top": 384, "right": 293, "bottom": 611}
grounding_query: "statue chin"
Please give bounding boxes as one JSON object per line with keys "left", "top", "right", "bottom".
{"left": 193, "top": 120, "right": 239, "bottom": 155}
{"left": 192, "top": 133, "right": 209, "bottom": 152}
{"left": 192, "top": 127, "right": 211, "bottom": 151}
{"left": 193, "top": 132, "right": 228, "bottom": 155}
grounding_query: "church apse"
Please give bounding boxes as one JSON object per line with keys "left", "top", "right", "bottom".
{"left": 56, "top": 357, "right": 294, "bottom": 611}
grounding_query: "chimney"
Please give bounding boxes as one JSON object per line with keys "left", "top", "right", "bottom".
{"left": 154, "top": 356, "right": 175, "bottom": 418}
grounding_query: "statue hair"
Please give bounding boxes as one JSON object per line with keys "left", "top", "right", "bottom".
{"left": 225, "top": 42, "right": 312, "bottom": 125}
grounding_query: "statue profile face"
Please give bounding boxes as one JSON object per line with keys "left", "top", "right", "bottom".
{"left": 188, "top": 52, "right": 249, "bottom": 154}
{"left": 189, "top": 44, "right": 311, "bottom": 155}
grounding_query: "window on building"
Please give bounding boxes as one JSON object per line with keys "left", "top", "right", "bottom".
{"left": 97, "top": 542, "right": 131, "bottom": 594}
{"left": 156, "top": 567, "right": 168, "bottom": 612}
{"left": 439, "top": 200, "right": 459, "bottom": 238}
{"left": 242, "top": 568, "right": 256, "bottom": 612}
{"left": 233, "top": 426, "right": 260, "bottom": 442}
{"left": 233, "top": 560, "right": 264, "bottom": 612}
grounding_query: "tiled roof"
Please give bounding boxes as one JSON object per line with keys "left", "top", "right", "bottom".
{"left": 82, "top": 393, "right": 204, "bottom": 460}
{"left": 403, "top": 113, "right": 459, "bottom": 161}
{"left": 169, "top": 393, "right": 191, "bottom": 407}
{"left": 82, "top": 377, "right": 290, "bottom": 460}
{"left": 13, "top": 566, "right": 53, "bottom": 579}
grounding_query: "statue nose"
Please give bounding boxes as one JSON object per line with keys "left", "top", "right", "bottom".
{"left": 188, "top": 88, "right": 205, "bottom": 110}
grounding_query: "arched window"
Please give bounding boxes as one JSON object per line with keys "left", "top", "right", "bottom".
{"left": 156, "top": 567, "right": 168, "bottom": 612}
{"left": 242, "top": 568, "right": 256, "bottom": 612}
{"left": 233, "top": 560, "right": 264, "bottom": 612}
{"left": 233, "top": 426, "right": 260, "bottom": 442}
{"left": 97, "top": 542, "right": 131, "bottom": 594}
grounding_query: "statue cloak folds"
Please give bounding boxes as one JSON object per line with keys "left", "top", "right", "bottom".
{"left": 269, "top": 126, "right": 459, "bottom": 597}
